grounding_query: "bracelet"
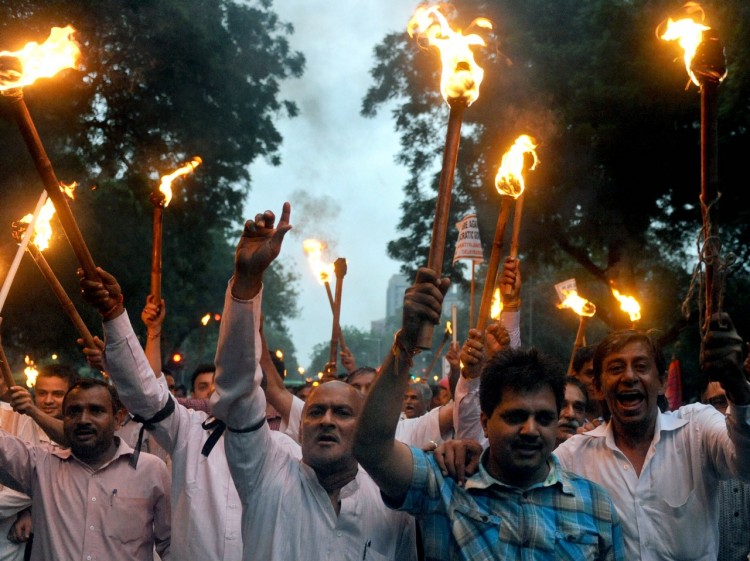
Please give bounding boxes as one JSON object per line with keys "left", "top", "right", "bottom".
{"left": 147, "top": 331, "right": 162, "bottom": 340}
{"left": 102, "top": 294, "right": 124, "bottom": 319}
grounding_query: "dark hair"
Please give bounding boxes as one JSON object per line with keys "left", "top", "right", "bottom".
{"left": 161, "top": 366, "right": 175, "bottom": 378}
{"left": 346, "top": 367, "right": 377, "bottom": 385}
{"left": 564, "top": 376, "right": 589, "bottom": 410}
{"left": 592, "top": 330, "right": 666, "bottom": 387}
{"left": 479, "top": 347, "right": 565, "bottom": 416}
{"left": 38, "top": 364, "right": 79, "bottom": 390}
{"left": 63, "top": 378, "right": 122, "bottom": 414}
{"left": 571, "top": 346, "right": 596, "bottom": 375}
{"left": 191, "top": 363, "right": 216, "bottom": 391}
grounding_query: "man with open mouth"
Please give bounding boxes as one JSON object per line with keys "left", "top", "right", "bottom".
{"left": 555, "top": 319, "right": 750, "bottom": 561}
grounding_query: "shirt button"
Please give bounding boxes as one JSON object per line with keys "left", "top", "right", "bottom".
{"left": 89, "top": 526, "right": 95, "bottom": 531}
{"left": 336, "top": 531, "right": 342, "bottom": 537}
{"left": 87, "top": 556, "right": 92, "bottom": 560}
{"left": 91, "top": 497, "right": 96, "bottom": 501}
{"left": 623, "top": 465, "right": 629, "bottom": 470}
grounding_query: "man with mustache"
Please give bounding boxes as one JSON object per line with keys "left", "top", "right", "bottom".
{"left": 0, "top": 378, "right": 170, "bottom": 560}
{"left": 555, "top": 322, "right": 750, "bottom": 561}
{"left": 555, "top": 376, "right": 588, "bottom": 447}
{"left": 355, "top": 267, "right": 623, "bottom": 561}
{"left": 209, "top": 203, "right": 416, "bottom": 561}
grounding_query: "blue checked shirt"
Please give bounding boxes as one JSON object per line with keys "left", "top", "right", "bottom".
{"left": 387, "top": 447, "right": 624, "bottom": 561}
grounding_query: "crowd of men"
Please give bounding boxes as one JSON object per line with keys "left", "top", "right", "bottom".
{"left": 0, "top": 202, "right": 748, "bottom": 560}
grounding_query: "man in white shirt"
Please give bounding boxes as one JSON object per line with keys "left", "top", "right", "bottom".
{"left": 210, "top": 203, "right": 416, "bottom": 561}
{"left": 554, "top": 320, "right": 750, "bottom": 561}
{"left": 78, "top": 276, "right": 252, "bottom": 561}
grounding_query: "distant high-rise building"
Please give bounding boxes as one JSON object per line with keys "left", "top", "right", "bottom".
{"left": 386, "top": 273, "right": 464, "bottom": 322}
{"left": 386, "top": 274, "right": 410, "bottom": 319}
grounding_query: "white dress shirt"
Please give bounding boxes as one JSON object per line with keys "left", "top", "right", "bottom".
{"left": 211, "top": 285, "right": 417, "bottom": 561}
{"left": 555, "top": 403, "right": 750, "bottom": 561}
{"left": 103, "top": 312, "right": 245, "bottom": 561}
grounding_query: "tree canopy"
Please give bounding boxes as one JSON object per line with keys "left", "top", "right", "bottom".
{"left": 362, "top": 0, "right": 750, "bottom": 400}
{"left": 0, "top": 0, "right": 304, "bottom": 380}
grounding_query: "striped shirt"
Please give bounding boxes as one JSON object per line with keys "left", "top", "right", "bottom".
{"left": 389, "top": 447, "right": 623, "bottom": 561}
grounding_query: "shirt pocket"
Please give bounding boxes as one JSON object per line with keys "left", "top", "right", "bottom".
{"left": 554, "top": 526, "right": 601, "bottom": 561}
{"left": 361, "top": 546, "right": 390, "bottom": 561}
{"left": 651, "top": 488, "right": 708, "bottom": 560}
{"left": 450, "top": 503, "right": 501, "bottom": 555}
{"left": 107, "top": 496, "right": 151, "bottom": 544}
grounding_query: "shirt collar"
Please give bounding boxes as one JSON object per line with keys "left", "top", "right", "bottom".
{"left": 588, "top": 408, "right": 689, "bottom": 448}
{"left": 51, "top": 435, "right": 136, "bottom": 470}
{"left": 466, "top": 448, "right": 574, "bottom": 495}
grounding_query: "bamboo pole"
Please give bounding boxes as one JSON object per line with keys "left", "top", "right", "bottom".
{"left": 476, "top": 199, "right": 511, "bottom": 331}
{"left": 26, "top": 242, "right": 96, "bottom": 349}
{"left": 4, "top": 91, "right": 98, "bottom": 278}
{"left": 417, "top": 102, "right": 467, "bottom": 349}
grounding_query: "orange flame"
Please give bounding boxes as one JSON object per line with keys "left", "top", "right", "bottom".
{"left": 445, "top": 321, "right": 452, "bottom": 335}
{"left": 657, "top": 4, "right": 723, "bottom": 86}
{"left": 495, "top": 134, "right": 539, "bottom": 198}
{"left": 275, "top": 349, "right": 284, "bottom": 360}
{"left": 0, "top": 26, "right": 80, "bottom": 91}
{"left": 18, "top": 182, "right": 77, "bottom": 251}
{"left": 200, "top": 313, "right": 211, "bottom": 326}
{"left": 302, "top": 239, "right": 334, "bottom": 284}
{"left": 408, "top": 5, "right": 492, "bottom": 105}
{"left": 158, "top": 157, "right": 202, "bottom": 207}
{"left": 490, "top": 287, "right": 503, "bottom": 320}
{"left": 558, "top": 289, "right": 596, "bottom": 318}
{"left": 611, "top": 288, "right": 641, "bottom": 322}
{"left": 24, "top": 355, "right": 38, "bottom": 388}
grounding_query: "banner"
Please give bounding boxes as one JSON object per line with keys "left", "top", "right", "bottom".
{"left": 453, "top": 214, "right": 484, "bottom": 264}
{"left": 554, "top": 279, "right": 578, "bottom": 303}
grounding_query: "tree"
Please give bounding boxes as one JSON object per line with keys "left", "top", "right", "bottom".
{"left": 0, "top": 0, "right": 304, "bottom": 374}
{"left": 362, "top": 0, "right": 750, "bottom": 401}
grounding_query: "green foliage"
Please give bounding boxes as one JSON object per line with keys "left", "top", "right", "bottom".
{"left": 363, "top": 0, "right": 750, "bottom": 401}
{"left": 307, "top": 326, "right": 387, "bottom": 379}
{"left": 0, "top": 0, "right": 304, "bottom": 372}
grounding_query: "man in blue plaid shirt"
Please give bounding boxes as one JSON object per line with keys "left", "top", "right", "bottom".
{"left": 355, "top": 267, "right": 624, "bottom": 561}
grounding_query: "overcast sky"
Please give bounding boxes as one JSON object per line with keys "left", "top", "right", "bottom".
{"left": 245, "top": 2, "right": 417, "bottom": 366}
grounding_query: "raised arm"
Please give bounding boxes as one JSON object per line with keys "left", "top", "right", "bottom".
{"left": 8, "top": 386, "right": 65, "bottom": 445}
{"left": 210, "top": 204, "right": 291, "bottom": 429}
{"left": 354, "top": 267, "right": 449, "bottom": 501}
{"left": 702, "top": 312, "right": 750, "bottom": 480}
{"left": 141, "top": 295, "right": 166, "bottom": 379}
{"left": 259, "top": 319, "right": 293, "bottom": 423}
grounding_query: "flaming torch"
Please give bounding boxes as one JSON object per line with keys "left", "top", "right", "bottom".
{"left": 490, "top": 287, "right": 503, "bottom": 321}
{"left": 328, "top": 258, "right": 348, "bottom": 371}
{"left": 558, "top": 289, "right": 597, "bottom": 374}
{"left": 476, "top": 135, "right": 538, "bottom": 330}
{"left": 611, "top": 287, "right": 642, "bottom": 328}
{"left": 150, "top": 157, "right": 202, "bottom": 307}
{"left": 12, "top": 184, "right": 97, "bottom": 350}
{"left": 408, "top": 5, "right": 492, "bottom": 348}
{"left": 659, "top": 5, "right": 726, "bottom": 329}
{"left": 23, "top": 356, "right": 38, "bottom": 388}
{"left": 302, "top": 240, "right": 349, "bottom": 356}
{"left": 0, "top": 27, "right": 99, "bottom": 279}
